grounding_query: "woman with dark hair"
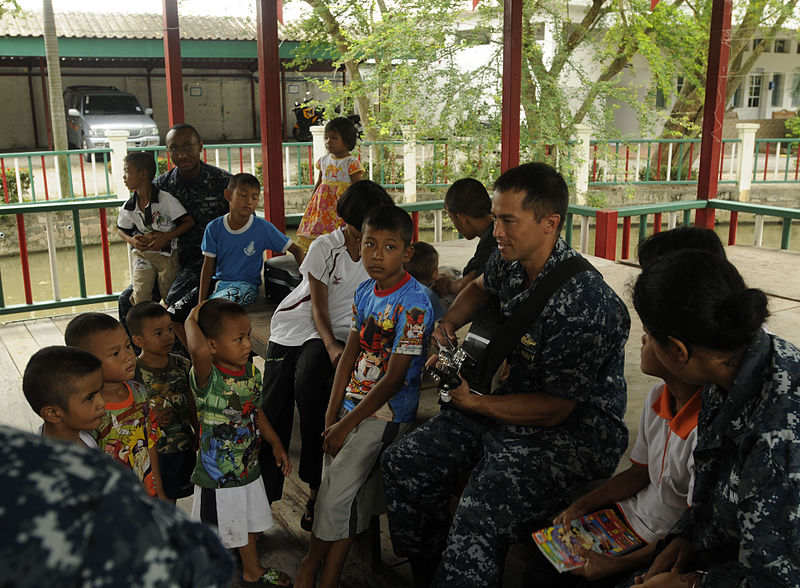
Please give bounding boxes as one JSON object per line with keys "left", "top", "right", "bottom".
{"left": 631, "top": 250, "right": 800, "bottom": 588}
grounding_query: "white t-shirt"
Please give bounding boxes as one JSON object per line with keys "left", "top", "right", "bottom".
{"left": 269, "top": 228, "right": 368, "bottom": 347}
{"left": 617, "top": 382, "right": 700, "bottom": 544}
{"left": 38, "top": 424, "right": 99, "bottom": 450}
{"left": 116, "top": 187, "right": 189, "bottom": 257}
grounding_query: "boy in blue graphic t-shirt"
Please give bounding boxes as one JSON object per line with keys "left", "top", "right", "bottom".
{"left": 198, "top": 173, "right": 305, "bottom": 306}
{"left": 295, "top": 204, "right": 434, "bottom": 588}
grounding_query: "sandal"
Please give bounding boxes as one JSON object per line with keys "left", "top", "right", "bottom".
{"left": 300, "top": 497, "right": 315, "bottom": 532}
{"left": 240, "top": 568, "right": 292, "bottom": 587}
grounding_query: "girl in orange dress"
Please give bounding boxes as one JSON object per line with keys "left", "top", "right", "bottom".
{"left": 296, "top": 117, "right": 365, "bottom": 250}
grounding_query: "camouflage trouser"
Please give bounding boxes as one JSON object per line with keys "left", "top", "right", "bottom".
{"left": 381, "top": 407, "right": 596, "bottom": 588}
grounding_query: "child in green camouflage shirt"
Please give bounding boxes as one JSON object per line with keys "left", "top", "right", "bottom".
{"left": 128, "top": 302, "right": 199, "bottom": 503}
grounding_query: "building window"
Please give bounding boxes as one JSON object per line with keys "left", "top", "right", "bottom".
{"left": 676, "top": 76, "right": 685, "bottom": 93}
{"left": 747, "top": 74, "right": 762, "bottom": 107}
{"left": 771, "top": 74, "right": 784, "bottom": 107}
{"left": 774, "top": 39, "right": 788, "bottom": 53}
{"left": 533, "top": 22, "right": 545, "bottom": 41}
{"left": 792, "top": 74, "right": 800, "bottom": 107}
{"left": 732, "top": 83, "right": 743, "bottom": 108}
{"left": 753, "top": 38, "right": 770, "bottom": 52}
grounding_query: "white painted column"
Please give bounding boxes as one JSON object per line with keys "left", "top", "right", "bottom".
{"left": 736, "top": 123, "right": 759, "bottom": 202}
{"left": 310, "top": 125, "right": 326, "bottom": 170}
{"left": 402, "top": 126, "right": 417, "bottom": 203}
{"left": 106, "top": 130, "right": 130, "bottom": 199}
{"left": 573, "top": 124, "right": 592, "bottom": 206}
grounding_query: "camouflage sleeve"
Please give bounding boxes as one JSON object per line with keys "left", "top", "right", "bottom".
{"left": 536, "top": 285, "right": 627, "bottom": 402}
{"left": 702, "top": 435, "right": 800, "bottom": 587}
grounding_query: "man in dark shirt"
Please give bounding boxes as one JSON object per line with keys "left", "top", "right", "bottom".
{"left": 118, "top": 124, "right": 231, "bottom": 344}
{"left": 433, "top": 178, "right": 496, "bottom": 297}
{"left": 382, "top": 163, "right": 630, "bottom": 587}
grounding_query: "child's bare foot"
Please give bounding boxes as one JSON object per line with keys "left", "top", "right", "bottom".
{"left": 294, "top": 556, "right": 319, "bottom": 588}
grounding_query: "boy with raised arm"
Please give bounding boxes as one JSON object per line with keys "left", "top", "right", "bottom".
{"left": 184, "top": 298, "right": 291, "bottom": 587}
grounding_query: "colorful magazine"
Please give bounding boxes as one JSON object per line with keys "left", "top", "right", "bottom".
{"left": 532, "top": 508, "right": 644, "bottom": 572}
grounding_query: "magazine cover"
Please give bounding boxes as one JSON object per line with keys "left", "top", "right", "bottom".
{"left": 532, "top": 508, "right": 644, "bottom": 572}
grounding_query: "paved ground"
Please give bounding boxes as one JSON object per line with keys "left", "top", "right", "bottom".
{"left": 1, "top": 240, "right": 799, "bottom": 586}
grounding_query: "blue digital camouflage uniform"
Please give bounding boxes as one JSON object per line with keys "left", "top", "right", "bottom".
{"left": 119, "top": 161, "right": 232, "bottom": 325}
{"left": 0, "top": 425, "right": 233, "bottom": 587}
{"left": 381, "top": 238, "right": 630, "bottom": 587}
{"left": 666, "top": 330, "right": 800, "bottom": 587}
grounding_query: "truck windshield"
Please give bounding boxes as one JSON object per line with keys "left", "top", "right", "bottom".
{"left": 83, "top": 94, "right": 143, "bottom": 115}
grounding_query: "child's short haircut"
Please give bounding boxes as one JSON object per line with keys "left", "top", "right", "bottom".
{"left": 124, "top": 151, "right": 157, "bottom": 181}
{"left": 198, "top": 298, "right": 248, "bottom": 339}
{"left": 444, "top": 178, "right": 491, "bottom": 219}
{"left": 325, "top": 117, "right": 358, "bottom": 151}
{"left": 337, "top": 180, "right": 394, "bottom": 231}
{"left": 126, "top": 302, "right": 170, "bottom": 337}
{"left": 227, "top": 172, "right": 261, "bottom": 192}
{"left": 637, "top": 226, "right": 726, "bottom": 268}
{"left": 363, "top": 204, "right": 412, "bottom": 246}
{"left": 23, "top": 346, "right": 102, "bottom": 413}
{"left": 405, "top": 241, "right": 439, "bottom": 285}
{"left": 65, "top": 312, "right": 121, "bottom": 349}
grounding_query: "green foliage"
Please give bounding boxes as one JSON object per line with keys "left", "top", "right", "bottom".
{"left": 786, "top": 116, "right": 800, "bottom": 139}
{"left": 1, "top": 169, "right": 31, "bottom": 203}
{"left": 157, "top": 157, "right": 169, "bottom": 176}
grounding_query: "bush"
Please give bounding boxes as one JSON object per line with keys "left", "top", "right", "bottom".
{"left": 1, "top": 169, "right": 31, "bottom": 203}
{"left": 157, "top": 157, "right": 169, "bottom": 176}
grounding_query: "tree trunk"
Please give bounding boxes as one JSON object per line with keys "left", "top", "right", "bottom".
{"left": 43, "top": 0, "right": 71, "bottom": 198}
{"left": 305, "top": 0, "right": 379, "bottom": 142}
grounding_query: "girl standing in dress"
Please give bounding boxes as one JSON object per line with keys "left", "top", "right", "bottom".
{"left": 296, "top": 117, "right": 365, "bottom": 250}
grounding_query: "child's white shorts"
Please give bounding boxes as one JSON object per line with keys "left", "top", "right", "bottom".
{"left": 191, "top": 476, "right": 273, "bottom": 548}
{"left": 312, "top": 415, "right": 411, "bottom": 541}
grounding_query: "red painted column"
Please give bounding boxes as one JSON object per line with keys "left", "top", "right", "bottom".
{"left": 500, "top": 0, "right": 522, "bottom": 172}
{"left": 594, "top": 210, "right": 618, "bottom": 261}
{"left": 695, "top": 0, "right": 732, "bottom": 230}
{"left": 162, "top": 0, "right": 185, "bottom": 126}
{"left": 256, "top": 0, "right": 286, "bottom": 231}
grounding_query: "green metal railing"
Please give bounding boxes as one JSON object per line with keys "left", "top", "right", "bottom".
{"left": 752, "top": 139, "right": 800, "bottom": 183}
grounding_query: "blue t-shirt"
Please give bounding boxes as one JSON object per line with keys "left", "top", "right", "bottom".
{"left": 420, "top": 284, "right": 445, "bottom": 321}
{"left": 343, "top": 272, "right": 434, "bottom": 423}
{"left": 201, "top": 214, "right": 291, "bottom": 285}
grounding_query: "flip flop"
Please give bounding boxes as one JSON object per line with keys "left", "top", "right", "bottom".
{"left": 240, "top": 568, "right": 292, "bottom": 587}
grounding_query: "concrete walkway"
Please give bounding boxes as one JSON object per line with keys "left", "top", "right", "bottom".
{"left": 1, "top": 240, "right": 799, "bottom": 587}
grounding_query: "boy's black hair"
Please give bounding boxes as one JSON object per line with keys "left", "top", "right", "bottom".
{"left": 405, "top": 241, "right": 439, "bottom": 285}
{"left": 325, "top": 117, "right": 358, "bottom": 151}
{"left": 198, "top": 298, "right": 248, "bottom": 339}
{"left": 124, "top": 151, "right": 157, "bottom": 181}
{"left": 23, "top": 346, "right": 102, "bottom": 414}
{"left": 493, "top": 162, "right": 568, "bottom": 231}
{"left": 126, "top": 302, "right": 170, "bottom": 337}
{"left": 637, "top": 226, "right": 726, "bottom": 268}
{"left": 166, "top": 123, "right": 202, "bottom": 143}
{"left": 65, "top": 312, "right": 121, "bottom": 350}
{"left": 362, "top": 204, "right": 412, "bottom": 246}
{"left": 336, "top": 180, "right": 394, "bottom": 231}
{"left": 633, "top": 250, "right": 768, "bottom": 353}
{"left": 227, "top": 172, "right": 261, "bottom": 192}
{"left": 444, "top": 178, "right": 491, "bottom": 219}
